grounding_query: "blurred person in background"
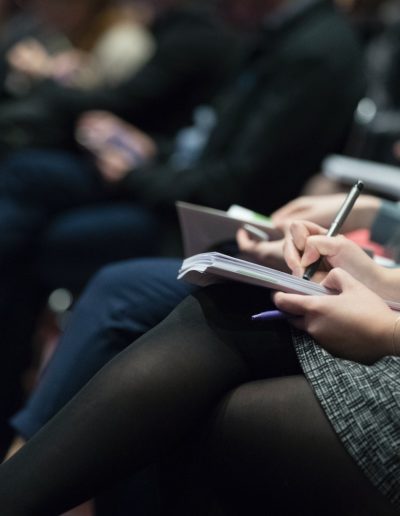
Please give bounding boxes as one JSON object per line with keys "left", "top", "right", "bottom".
{"left": 5, "top": 0, "right": 155, "bottom": 91}
{"left": 0, "top": 0, "right": 240, "bottom": 150}
{"left": 0, "top": 0, "right": 154, "bottom": 105}
{"left": 0, "top": 0, "right": 366, "bottom": 511}
{"left": 0, "top": 0, "right": 367, "bottom": 500}
{"left": 299, "top": 0, "right": 400, "bottom": 195}
{"left": 0, "top": 0, "right": 242, "bottom": 460}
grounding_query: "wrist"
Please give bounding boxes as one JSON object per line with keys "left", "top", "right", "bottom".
{"left": 374, "top": 267, "right": 400, "bottom": 301}
{"left": 373, "top": 311, "right": 400, "bottom": 361}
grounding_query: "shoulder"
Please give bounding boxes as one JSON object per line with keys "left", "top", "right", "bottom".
{"left": 275, "top": 2, "right": 363, "bottom": 76}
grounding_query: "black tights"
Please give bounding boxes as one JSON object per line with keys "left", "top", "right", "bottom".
{"left": 0, "top": 285, "right": 395, "bottom": 515}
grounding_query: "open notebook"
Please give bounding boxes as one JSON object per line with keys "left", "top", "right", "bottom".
{"left": 178, "top": 252, "right": 400, "bottom": 311}
{"left": 176, "top": 201, "right": 282, "bottom": 257}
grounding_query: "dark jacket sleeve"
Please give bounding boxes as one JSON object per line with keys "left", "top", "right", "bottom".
{"left": 120, "top": 55, "right": 361, "bottom": 211}
{"left": 34, "top": 14, "right": 239, "bottom": 135}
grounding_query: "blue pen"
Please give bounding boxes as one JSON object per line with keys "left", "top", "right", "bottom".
{"left": 251, "top": 309, "right": 292, "bottom": 321}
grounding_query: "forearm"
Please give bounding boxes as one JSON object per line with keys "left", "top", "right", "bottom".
{"left": 373, "top": 266, "right": 400, "bottom": 303}
{"left": 120, "top": 159, "right": 238, "bottom": 209}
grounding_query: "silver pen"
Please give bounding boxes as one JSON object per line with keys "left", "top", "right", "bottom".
{"left": 303, "top": 180, "right": 364, "bottom": 280}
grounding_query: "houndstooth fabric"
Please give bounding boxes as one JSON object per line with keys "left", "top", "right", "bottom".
{"left": 293, "top": 330, "right": 400, "bottom": 507}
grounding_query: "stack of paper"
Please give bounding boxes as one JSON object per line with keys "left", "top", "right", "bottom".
{"left": 178, "top": 252, "right": 400, "bottom": 311}
{"left": 176, "top": 201, "right": 282, "bottom": 257}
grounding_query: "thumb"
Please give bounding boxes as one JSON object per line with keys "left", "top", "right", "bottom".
{"left": 236, "top": 228, "right": 257, "bottom": 251}
{"left": 321, "top": 267, "right": 358, "bottom": 293}
{"left": 300, "top": 235, "right": 345, "bottom": 268}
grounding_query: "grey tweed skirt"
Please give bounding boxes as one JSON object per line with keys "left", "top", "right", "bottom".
{"left": 293, "top": 330, "right": 400, "bottom": 507}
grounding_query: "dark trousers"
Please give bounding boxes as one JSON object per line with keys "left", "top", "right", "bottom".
{"left": 0, "top": 149, "right": 161, "bottom": 451}
{"left": 11, "top": 258, "right": 193, "bottom": 438}
{"left": 11, "top": 257, "right": 193, "bottom": 516}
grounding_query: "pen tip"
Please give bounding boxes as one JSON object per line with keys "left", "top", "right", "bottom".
{"left": 356, "top": 180, "right": 364, "bottom": 191}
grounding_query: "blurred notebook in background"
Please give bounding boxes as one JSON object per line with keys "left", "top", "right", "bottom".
{"left": 323, "top": 154, "right": 400, "bottom": 199}
{"left": 176, "top": 201, "right": 282, "bottom": 257}
{"left": 178, "top": 252, "right": 400, "bottom": 311}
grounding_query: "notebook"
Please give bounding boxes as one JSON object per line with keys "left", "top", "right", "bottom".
{"left": 176, "top": 201, "right": 282, "bottom": 257}
{"left": 178, "top": 252, "right": 400, "bottom": 311}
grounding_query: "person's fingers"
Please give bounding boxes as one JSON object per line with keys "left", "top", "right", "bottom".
{"left": 76, "top": 115, "right": 119, "bottom": 151}
{"left": 236, "top": 228, "right": 257, "bottom": 251}
{"left": 79, "top": 111, "right": 114, "bottom": 129}
{"left": 290, "top": 220, "right": 326, "bottom": 249}
{"left": 289, "top": 221, "right": 311, "bottom": 253}
{"left": 320, "top": 267, "right": 358, "bottom": 293}
{"left": 97, "top": 147, "right": 133, "bottom": 182}
{"left": 300, "top": 234, "right": 347, "bottom": 268}
{"left": 282, "top": 234, "right": 303, "bottom": 276}
{"left": 273, "top": 291, "right": 316, "bottom": 316}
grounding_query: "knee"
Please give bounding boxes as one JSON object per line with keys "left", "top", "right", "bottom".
{"left": 90, "top": 261, "right": 133, "bottom": 288}
{"left": 78, "top": 258, "right": 181, "bottom": 318}
{"left": 87, "top": 258, "right": 175, "bottom": 296}
{"left": 81, "top": 260, "right": 137, "bottom": 304}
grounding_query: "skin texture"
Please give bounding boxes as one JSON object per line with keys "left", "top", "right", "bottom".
{"left": 237, "top": 219, "right": 400, "bottom": 365}
{"left": 271, "top": 194, "right": 381, "bottom": 233}
{"left": 76, "top": 111, "right": 157, "bottom": 182}
{"left": 237, "top": 192, "right": 383, "bottom": 275}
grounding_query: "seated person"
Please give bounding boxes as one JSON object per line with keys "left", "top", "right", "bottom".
{"left": 0, "top": 0, "right": 365, "bottom": 459}
{"left": 8, "top": 190, "right": 398, "bottom": 454}
{"left": 0, "top": 216, "right": 399, "bottom": 514}
{"left": 5, "top": 0, "right": 155, "bottom": 91}
{"left": 0, "top": 0, "right": 240, "bottom": 149}
{"left": 0, "top": 0, "right": 242, "bottom": 454}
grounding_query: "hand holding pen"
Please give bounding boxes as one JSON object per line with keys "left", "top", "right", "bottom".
{"left": 303, "top": 180, "right": 364, "bottom": 280}
{"left": 252, "top": 181, "right": 391, "bottom": 321}
{"left": 253, "top": 228, "right": 389, "bottom": 323}
{"left": 281, "top": 181, "right": 364, "bottom": 283}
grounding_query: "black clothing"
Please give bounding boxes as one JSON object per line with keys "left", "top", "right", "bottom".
{"left": 0, "top": 5, "right": 241, "bottom": 150}
{"left": 122, "top": 1, "right": 366, "bottom": 213}
{"left": 0, "top": 0, "right": 363, "bottom": 451}
{"left": 0, "top": 285, "right": 394, "bottom": 516}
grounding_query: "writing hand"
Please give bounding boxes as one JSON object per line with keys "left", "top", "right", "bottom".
{"left": 274, "top": 268, "right": 396, "bottom": 364}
